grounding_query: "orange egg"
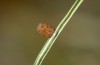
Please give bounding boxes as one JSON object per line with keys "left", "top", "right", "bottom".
{"left": 37, "top": 23, "right": 55, "bottom": 37}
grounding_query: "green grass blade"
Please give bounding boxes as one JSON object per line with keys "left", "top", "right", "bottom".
{"left": 33, "top": 0, "right": 84, "bottom": 65}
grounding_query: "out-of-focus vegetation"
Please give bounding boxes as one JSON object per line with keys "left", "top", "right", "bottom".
{"left": 0, "top": 0, "right": 100, "bottom": 65}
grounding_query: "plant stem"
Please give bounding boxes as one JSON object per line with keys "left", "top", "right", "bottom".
{"left": 33, "top": 0, "right": 84, "bottom": 65}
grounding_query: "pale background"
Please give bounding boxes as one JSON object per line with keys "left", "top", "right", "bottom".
{"left": 0, "top": 0, "right": 100, "bottom": 65}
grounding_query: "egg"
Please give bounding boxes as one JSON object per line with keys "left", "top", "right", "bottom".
{"left": 37, "top": 23, "right": 55, "bottom": 37}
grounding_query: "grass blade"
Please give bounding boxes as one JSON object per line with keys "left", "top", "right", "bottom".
{"left": 33, "top": 0, "right": 84, "bottom": 65}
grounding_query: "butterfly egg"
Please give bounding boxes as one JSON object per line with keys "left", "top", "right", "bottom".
{"left": 37, "top": 23, "right": 55, "bottom": 37}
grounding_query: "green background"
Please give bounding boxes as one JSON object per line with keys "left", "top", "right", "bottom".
{"left": 0, "top": 0, "right": 100, "bottom": 65}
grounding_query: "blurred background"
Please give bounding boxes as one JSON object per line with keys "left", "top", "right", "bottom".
{"left": 0, "top": 0, "right": 100, "bottom": 65}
